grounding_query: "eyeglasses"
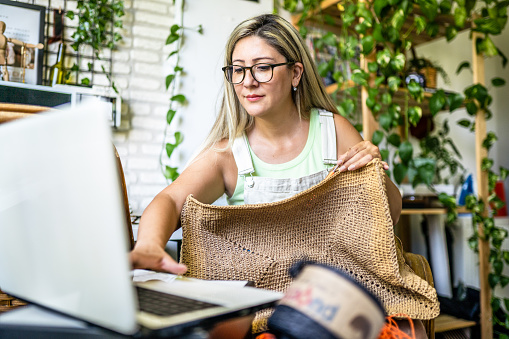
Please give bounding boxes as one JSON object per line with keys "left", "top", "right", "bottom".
{"left": 222, "top": 62, "right": 295, "bottom": 84}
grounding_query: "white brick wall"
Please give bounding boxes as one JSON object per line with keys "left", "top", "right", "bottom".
{"left": 112, "top": 0, "right": 175, "bottom": 213}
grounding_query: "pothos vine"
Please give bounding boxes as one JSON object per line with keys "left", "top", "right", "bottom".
{"left": 161, "top": 0, "right": 203, "bottom": 183}
{"left": 283, "top": 0, "right": 509, "bottom": 335}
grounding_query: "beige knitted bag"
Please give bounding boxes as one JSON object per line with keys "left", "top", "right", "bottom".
{"left": 180, "top": 159, "right": 439, "bottom": 331}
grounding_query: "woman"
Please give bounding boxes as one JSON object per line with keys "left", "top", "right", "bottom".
{"left": 130, "top": 13, "right": 424, "bottom": 338}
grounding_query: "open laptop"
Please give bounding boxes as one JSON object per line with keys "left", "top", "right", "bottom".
{"left": 0, "top": 102, "right": 283, "bottom": 337}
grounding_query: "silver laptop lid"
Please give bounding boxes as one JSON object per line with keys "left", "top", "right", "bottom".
{"left": 0, "top": 102, "right": 138, "bottom": 334}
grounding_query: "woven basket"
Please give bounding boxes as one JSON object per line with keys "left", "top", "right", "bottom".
{"left": 0, "top": 290, "right": 26, "bottom": 314}
{"left": 419, "top": 66, "right": 437, "bottom": 89}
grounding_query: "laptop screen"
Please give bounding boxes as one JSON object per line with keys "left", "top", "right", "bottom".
{"left": 0, "top": 103, "right": 139, "bottom": 334}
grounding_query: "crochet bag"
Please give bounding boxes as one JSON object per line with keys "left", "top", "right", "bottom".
{"left": 180, "top": 159, "right": 439, "bottom": 332}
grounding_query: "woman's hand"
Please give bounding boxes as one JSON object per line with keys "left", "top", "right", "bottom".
{"left": 129, "top": 243, "right": 187, "bottom": 275}
{"left": 336, "top": 140, "right": 389, "bottom": 172}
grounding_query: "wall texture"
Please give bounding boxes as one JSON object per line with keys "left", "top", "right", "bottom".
{"left": 112, "top": 0, "right": 274, "bottom": 214}
{"left": 111, "top": 0, "right": 176, "bottom": 213}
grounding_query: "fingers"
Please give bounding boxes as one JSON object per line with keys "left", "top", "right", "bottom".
{"left": 130, "top": 247, "right": 188, "bottom": 275}
{"left": 160, "top": 257, "right": 188, "bottom": 275}
{"left": 337, "top": 141, "right": 384, "bottom": 172}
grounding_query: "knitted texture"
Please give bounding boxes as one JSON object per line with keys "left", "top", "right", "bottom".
{"left": 180, "top": 159, "right": 439, "bottom": 332}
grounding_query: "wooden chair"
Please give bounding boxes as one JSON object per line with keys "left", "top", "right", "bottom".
{"left": 0, "top": 103, "right": 51, "bottom": 123}
{"left": 398, "top": 238, "right": 436, "bottom": 339}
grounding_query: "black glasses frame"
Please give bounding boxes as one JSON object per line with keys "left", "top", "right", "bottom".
{"left": 221, "top": 61, "right": 295, "bottom": 84}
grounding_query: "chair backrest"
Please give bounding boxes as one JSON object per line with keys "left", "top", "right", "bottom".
{"left": 0, "top": 103, "right": 51, "bottom": 123}
{"left": 113, "top": 146, "right": 135, "bottom": 250}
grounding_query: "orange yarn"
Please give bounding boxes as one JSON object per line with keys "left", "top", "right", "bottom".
{"left": 378, "top": 314, "right": 416, "bottom": 339}
{"left": 255, "top": 333, "right": 277, "bottom": 339}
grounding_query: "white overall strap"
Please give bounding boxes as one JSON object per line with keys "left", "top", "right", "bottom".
{"left": 318, "top": 109, "right": 337, "bottom": 165}
{"left": 231, "top": 133, "right": 255, "bottom": 175}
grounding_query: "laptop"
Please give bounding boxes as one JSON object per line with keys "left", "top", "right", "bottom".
{"left": 0, "top": 102, "right": 283, "bottom": 337}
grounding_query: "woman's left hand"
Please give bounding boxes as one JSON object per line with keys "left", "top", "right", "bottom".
{"left": 336, "top": 140, "right": 389, "bottom": 172}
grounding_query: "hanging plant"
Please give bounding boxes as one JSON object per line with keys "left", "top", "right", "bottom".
{"left": 66, "top": 0, "right": 125, "bottom": 90}
{"left": 284, "top": 0, "right": 509, "bottom": 334}
{"left": 161, "top": 0, "right": 203, "bottom": 182}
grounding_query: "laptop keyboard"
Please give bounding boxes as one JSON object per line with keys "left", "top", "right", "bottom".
{"left": 136, "top": 286, "right": 220, "bottom": 317}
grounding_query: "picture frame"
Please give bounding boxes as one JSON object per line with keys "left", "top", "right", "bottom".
{"left": 0, "top": 0, "right": 45, "bottom": 85}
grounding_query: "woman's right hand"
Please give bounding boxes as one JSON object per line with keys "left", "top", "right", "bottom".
{"left": 129, "top": 243, "right": 188, "bottom": 275}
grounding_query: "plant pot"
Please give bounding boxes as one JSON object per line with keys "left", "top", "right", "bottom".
{"left": 419, "top": 66, "right": 437, "bottom": 89}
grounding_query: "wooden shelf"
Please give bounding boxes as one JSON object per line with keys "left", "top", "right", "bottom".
{"left": 435, "top": 314, "right": 477, "bottom": 333}
{"left": 401, "top": 206, "right": 469, "bottom": 215}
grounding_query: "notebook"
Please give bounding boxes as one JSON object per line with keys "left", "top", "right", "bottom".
{"left": 0, "top": 102, "right": 283, "bottom": 336}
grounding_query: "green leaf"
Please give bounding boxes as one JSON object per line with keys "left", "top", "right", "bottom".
{"left": 429, "top": 90, "right": 447, "bottom": 115}
{"left": 382, "top": 92, "right": 392, "bottom": 105}
{"left": 414, "top": 15, "right": 427, "bottom": 34}
{"left": 390, "top": 53, "right": 406, "bottom": 72}
{"left": 318, "top": 62, "right": 330, "bottom": 77}
{"left": 374, "top": 0, "right": 389, "bottom": 17}
{"left": 174, "top": 131, "right": 184, "bottom": 145}
{"left": 167, "top": 50, "right": 178, "bottom": 59}
{"left": 341, "top": 99, "right": 355, "bottom": 116}
{"left": 454, "top": 6, "right": 467, "bottom": 27}
{"left": 171, "top": 94, "right": 186, "bottom": 103}
{"left": 393, "top": 163, "right": 408, "bottom": 184}
{"left": 322, "top": 32, "right": 337, "bottom": 46}
{"left": 416, "top": 0, "right": 439, "bottom": 21}
{"left": 373, "top": 23, "right": 384, "bottom": 42}
{"left": 399, "top": 141, "right": 413, "bottom": 163}
{"left": 368, "top": 62, "right": 379, "bottom": 73}
{"left": 379, "top": 113, "right": 393, "bottom": 131}
{"left": 170, "top": 24, "right": 180, "bottom": 35}
{"left": 372, "top": 130, "right": 385, "bottom": 146}
{"left": 456, "top": 61, "right": 471, "bottom": 75}
{"left": 407, "top": 81, "right": 423, "bottom": 100}
{"left": 166, "top": 142, "right": 177, "bottom": 158}
{"left": 387, "top": 76, "right": 401, "bottom": 93}
{"left": 391, "top": 9, "right": 406, "bottom": 31}
{"left": 408, "top": 106, "right": 423, "bottom": 126}
{"left": 489, "top": 273, "right": 500, "bottom": 288}
{"left": 81, "top": 78, "right": 90, "bottom": 86}
{"left": 166, "top": 34, "right": 179, "bottom": 45}
{"left": 166, "top": 74, "right": 175, "bottom": 90}
{"left": 361, "top": 35, "right": 374, "bottom": 54}
{"left": 375, "top": 76, "right": 386, "bottom": 87}
{"left": 449, "top": 93, "right": 464, "bottom": 112}
{"left": 426, "top": 22, "right": 439, "bottom": 37}
{"left": 439, "top": 0, "right": 452, "bottom": 14}
{"left": 478, "top": 36, "right": 499, "bottom": 57}
{"left": 483, "top": 132, "right": 498, "bottom": 151}
{"left": 492, "top": 77, "right": 506, "bottom": 87}
{"left": 473, "top": 17, "right": 503, "bottom": 35}
{"left": 501, "top": 167, "right": 509, "bottom": 180}
{"left": 465, "top": 101, "right": 478, "bottom": 115}
{"left": 387, "top": 133, "right": 401, "bottom": 147}
{"left": 167, "top": 109, "right": 176, "bottom": 125}
{"left": 164, "top": 165, "right": 179, "bottom": 181}
{"left": 174, "top": 66, "right": 184, "bottom": 72}
{"left": 493, "top": 260, "right": 504, "bottom": 275}
{"left": 66, "top": 11, "right": 75, "bottom": 20}
{"left": 446, "top": 25, "right": 458, "bottom": 41}
{"left": 457, "top": 119, "right": 471, "bottom": 128}
{"left": 376, "top": 49, "right": 391, "bottom": 68}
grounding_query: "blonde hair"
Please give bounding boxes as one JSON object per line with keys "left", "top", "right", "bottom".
{"left": 203, "top": 14, "right": 338, "bottom": 151}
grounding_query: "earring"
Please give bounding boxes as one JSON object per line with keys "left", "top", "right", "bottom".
{"left": 293, "top": 86, "right": 297, "bottom": 92}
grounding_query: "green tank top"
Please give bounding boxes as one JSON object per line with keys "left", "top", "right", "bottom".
{"left": 227, "top": 109, "right": 329, "bottom": 205}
